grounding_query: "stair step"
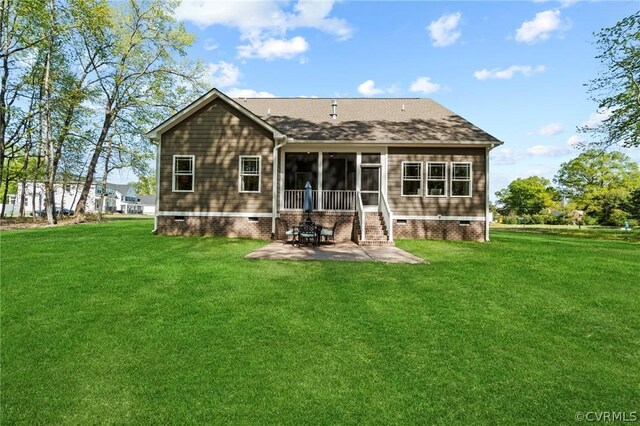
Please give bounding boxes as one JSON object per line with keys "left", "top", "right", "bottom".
{"left": 358, "top": 240, "right": 395, "bottom": 246}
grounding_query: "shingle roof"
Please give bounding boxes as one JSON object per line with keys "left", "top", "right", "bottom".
{"left": 106, "top": 183, "right": 132, "bottom": 195}
{"left": 138, "top": 195, "right": 155, "bottom": 205}
{"left": 236, "top": 98, "right": 501, "bottom": 143}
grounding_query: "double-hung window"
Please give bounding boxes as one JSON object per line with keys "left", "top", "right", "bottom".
{"left": 401, "top": 162, "right": 422, "bottom": 196}
{"left": 451, "top": 162, "right": 472, "bottom": 197}
{"left": 426, "top": 162, "right": 447, "bottom": 197}
{"left": 172, "top": 155, "right": 194, "bottom": 192}
{"left": 239, "top": 156, "right": 261, "bottom": 193}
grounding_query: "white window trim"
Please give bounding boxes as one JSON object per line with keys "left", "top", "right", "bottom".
{"left": 172, "top": 155, "right": 195, "bottom": 193}
{"left": 426, "top": 162, "right": 448, "bottom": 198}
{"left": 239, "top": 155, "right": 261, "bottom": 193}
{"left": 450, "top": 162, "right": 472, "bottom": 198}
{"left": 401, "top": 161, "right": 423, "bottom": 197}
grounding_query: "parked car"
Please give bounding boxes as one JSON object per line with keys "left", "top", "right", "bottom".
{"left": 30, "top": 208, "right": 74, "bottom": 217}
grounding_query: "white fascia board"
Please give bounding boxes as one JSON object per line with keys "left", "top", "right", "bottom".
{"left": 394, "top": 215, "right": 485, "bottom": 221}
{"left": 285, "top": 140, "right": 503, "bottom": 148}
{"left": 157, "top": 211, "right": 272, "bottom": 218}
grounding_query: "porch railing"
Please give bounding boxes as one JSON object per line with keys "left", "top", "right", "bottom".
{"left": 283, "top": 189, "right": 355, "bottom": 211}
{"left": 356, "top": 191, "right": 365, "bottom": 241}
{"left": 380, "top": 191, "right": 393, "bottom": 242}
{"left": 322, "top": 190, "right": 355, "bottom": 211}
{"left": 284, "top": 190, "right": 317, "bottom": 210}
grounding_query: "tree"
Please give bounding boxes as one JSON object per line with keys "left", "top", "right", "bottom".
{"left": 73, "top": 0, "right": 205, "bottom": 221}
{"left": 555, "top": 150, "right": 640, "bottom": 224}
{"left": 580, "top": 12, "right": 639, "bottom": 148}
{"left": 130, "top": 173, "right": 155, "bottom": 196}
{"left": 628, "top": 188, "right": 640, "bottom": 219}
{"left": 495, "top": 176, "right": 558, "bottom": 216}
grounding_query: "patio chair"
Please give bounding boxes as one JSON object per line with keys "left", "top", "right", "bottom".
{"left": 321, "top": 221, "right": 338, "bottom": 245}
{"left": 281, "top": 219, "right": 298, "bottom": 245}
{"left": 297, "top": 222, "right": 317, "bottom": 247}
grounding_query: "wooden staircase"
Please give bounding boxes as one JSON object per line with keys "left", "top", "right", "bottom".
{"left": 354, "top": 212, "right": 394, "bottom": 246}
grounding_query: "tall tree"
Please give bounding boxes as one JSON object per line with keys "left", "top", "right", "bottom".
{"left": 580, "top": 12, "right": 640, "bottom": 148}
{"left": 73, "top": 0, "right": 203, "bottom": 220}
{"left": 495, "top": 176, "right": 558, "bottom": 216}
{"left": 555, "top": 149, "right": 640, "bottom": 223}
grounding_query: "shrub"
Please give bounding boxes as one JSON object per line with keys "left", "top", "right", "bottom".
{"left": 608, "top": 209, "right": 629, "bottom": 227}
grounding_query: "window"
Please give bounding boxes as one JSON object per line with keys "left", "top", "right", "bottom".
{"left": 361, "top": 153, "right": 381, "bottom": 164}
{"left": 426, "top": 162, "right": 447, "bottom": 197}
{"left": 451, "top": 162, "right": 472, "bottom": 197}
{"left": 239, "top": 156, "right": 261, "bottom": 193}
{"left": 401, "top": 162, "right": 422, "bottom": 196}
{"left": 173, "top": 155, "right": 194, "bottom": 192}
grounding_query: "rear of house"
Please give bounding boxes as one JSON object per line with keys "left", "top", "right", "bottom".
{"left": 146, "top": 89, "right": 502, "bottom": 244}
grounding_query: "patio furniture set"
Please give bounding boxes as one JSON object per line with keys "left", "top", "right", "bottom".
{"left": 282, "top": 220, "right": 338, "bottom": 247}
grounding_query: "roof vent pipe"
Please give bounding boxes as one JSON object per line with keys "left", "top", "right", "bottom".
{"left": 330, "top": 100, "right": 337, "bottom": 119}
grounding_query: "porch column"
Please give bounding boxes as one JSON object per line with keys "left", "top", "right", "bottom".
{"left": 317, "top": 152, "right": 323, "bottom": 211}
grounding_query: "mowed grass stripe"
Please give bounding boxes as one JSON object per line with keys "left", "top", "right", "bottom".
{"left": 1, "top": 220, "right": 638, "bottom": 424}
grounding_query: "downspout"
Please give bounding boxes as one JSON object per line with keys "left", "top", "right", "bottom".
{"left": 152, "top": 137, "right": 160, "bottom": 233}
{"left": 272, "top": 134, "right": 288, "bottom": 237}
{"left": 485, "top": 144, "right": 494, "bottom": 241}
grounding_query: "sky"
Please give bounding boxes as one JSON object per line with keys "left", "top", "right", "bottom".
{"left": 120, "top": 0, "right": 640, "bottom": 197}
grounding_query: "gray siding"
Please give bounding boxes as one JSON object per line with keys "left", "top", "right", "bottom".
{"left": 159, "top": 98, "right": 274, "bottom": 213}
{"left": 387, "top": 147, "right": 486, "bottom": 217}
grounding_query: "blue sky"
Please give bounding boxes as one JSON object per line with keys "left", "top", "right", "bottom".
{"left": 152, "top": 0, "right": 640, "bottom": 197}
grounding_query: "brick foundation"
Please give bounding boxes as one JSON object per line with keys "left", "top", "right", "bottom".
{"left": 277, "top": 211, "right": 356, "bottom": 243}
{"left": 157, "top": 216, "right": 272, "bottom": 239}
{"left": 393, "top": 219, "right": 486, "bottom": 242}
{"left": 156, "top": 214, "right": 486, "bottom": 242}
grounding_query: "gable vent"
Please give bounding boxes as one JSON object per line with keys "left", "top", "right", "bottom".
{"left": 330, "top": 100, "right": 337, "bottom": 119}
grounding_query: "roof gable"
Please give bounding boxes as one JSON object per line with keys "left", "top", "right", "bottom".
{"left": 145, "top": 88, "right": 284, "bottom": 142}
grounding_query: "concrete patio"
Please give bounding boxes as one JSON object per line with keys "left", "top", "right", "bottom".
{"left": 245, "top": 242, "right": 425, "bottom": 264}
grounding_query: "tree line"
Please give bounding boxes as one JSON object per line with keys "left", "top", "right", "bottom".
{"left": 0, "top": 0, "right": 206, "bottom": 223}
{"left": 495, "top": 150, "right": 640, "bottom": 226}
{"left": 497, "top": 11, "right": 639, "bottom": 227}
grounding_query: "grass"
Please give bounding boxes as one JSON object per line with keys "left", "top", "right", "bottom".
{"left": 491, "top": 223, "right": 640, "bottom": 242}
{"left": 1, "top": 220, "right": 638, "bottom": 424}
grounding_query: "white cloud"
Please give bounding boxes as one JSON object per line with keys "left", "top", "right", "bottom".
{"left": 581, "top": 108, "right": 612, "bottom": 128}
{"left": 203, "top": 38, "right": 218, "bottom": 51}
{"left": 533, "top": 0, "right": 580, "bottom": 8}
{"left": 537, "top": 123, "right": 564, "bottom": 136}
{"left": 491, "top": 148, "right": 520, "bottom": 165}
{"left": 409, "top": 76, "right": 441, "bottom": 94}
{"left": 289, "top": 0, "right": 352, "bottom": 41}
{"left": 526, "top": 145, "right": 570, "bottom": 156}
{"left": 566, "top": 134, "right": 583, "bottom": 146}
{"left": 357, "top": 80, "right": 385, "bottom": 96}
{"left": 515, "top": 10, "right": 568, "bottom": 43}
{"left": 226, "top": 88, "right": 276, "bottom": 98}
{"left": 428, "top": 12, "right": 462, "bottom": 47}
{"left": 238, "top": 36, "right": 309, "bottom": 60}
{"left": 175, "top": 0, "right": 352, "bottom": 60}
{"left": 474, "top": 65, "right": 546, "bottom": 80}
{"left": 206, "top": 61, "right": 240, "bottom": 88}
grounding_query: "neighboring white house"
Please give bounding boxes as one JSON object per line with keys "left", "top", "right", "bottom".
{"left": 138, "top": 195, "right": 156, "bottom": 215}
{"left": 13, "top": 182, "right": 146, "bottom": 215}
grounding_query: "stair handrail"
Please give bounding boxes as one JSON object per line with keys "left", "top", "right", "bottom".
{"left": 356, "top": 191, "right": 365, "bottom": 241}
{"left": 379, "top": 191, "right": 393, "bottom": 242}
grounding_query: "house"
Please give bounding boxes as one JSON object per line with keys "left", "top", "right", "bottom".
{"left": 15, "top": 182, "right": 143, "bottom": 215}
{"left": 145, "top": 88, "right": 503, "bottom": 243}
{"left": 138, "top": 195, "right": 156, "bottom": 215}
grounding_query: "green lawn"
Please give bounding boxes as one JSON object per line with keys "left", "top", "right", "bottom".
{"left": 1, "top": 220, "right": 638, "bottom": 424}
